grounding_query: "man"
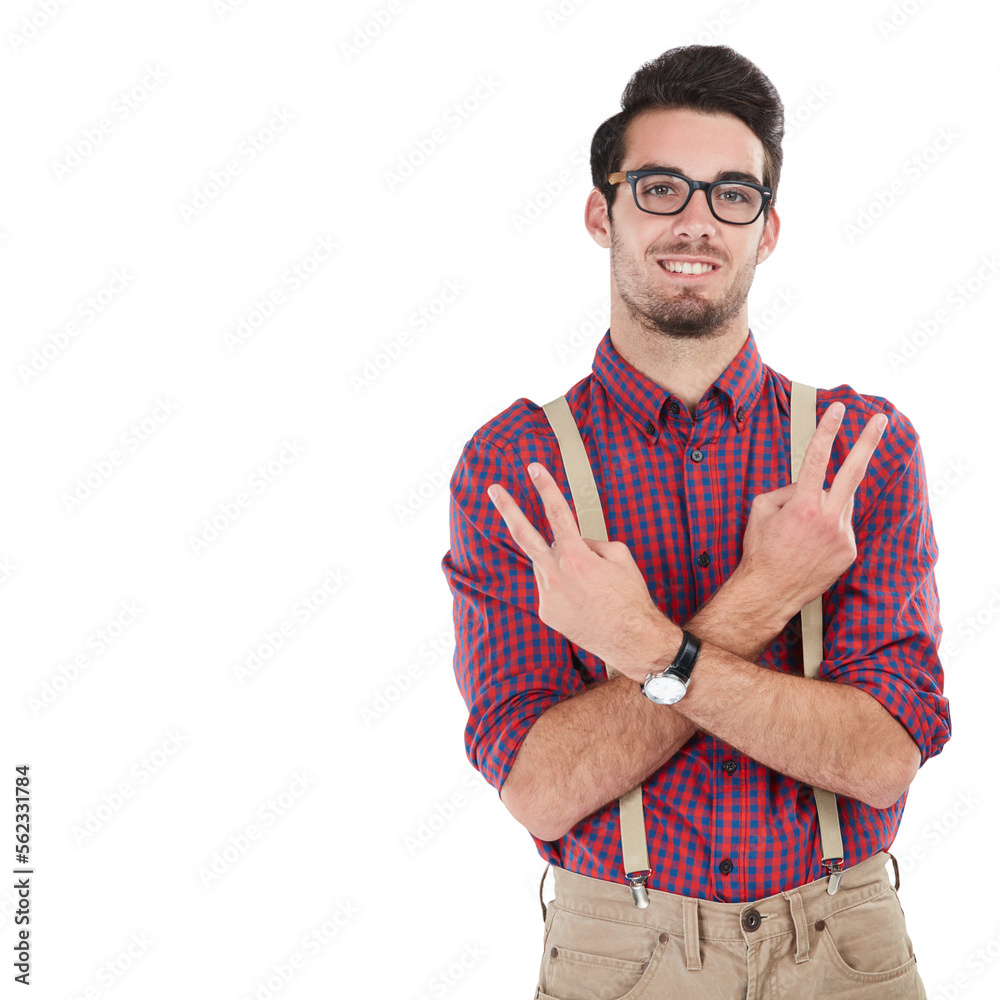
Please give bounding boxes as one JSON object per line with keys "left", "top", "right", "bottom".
{"left": 440, "top": 44, "right": 950, "bottom": 998}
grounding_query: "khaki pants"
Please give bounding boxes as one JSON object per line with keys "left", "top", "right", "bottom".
{"left": 534, "top": 851, "right": 926, "bottom": 999}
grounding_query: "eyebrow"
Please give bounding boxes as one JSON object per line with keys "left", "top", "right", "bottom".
{"left": 635, "top": 162, "right": 763, "bottom": 186}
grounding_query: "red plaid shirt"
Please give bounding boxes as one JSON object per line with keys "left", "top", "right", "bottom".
{"left": 440, "top": 329, "right": 950, "bottom": 902}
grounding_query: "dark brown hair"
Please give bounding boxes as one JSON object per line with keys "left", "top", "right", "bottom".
{"left": 591, "top": 45, "right": 784, "bottom": 223}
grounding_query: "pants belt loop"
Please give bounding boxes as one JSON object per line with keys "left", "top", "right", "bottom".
{"left": 782, "top": 889, "right": 810, "bottom": 964}
{"left": 682, "top": 898, "right": 702, "bottom": 971}
{"left": 538, "top": 864, "right": 551, "bottom": 922}
{"left": 887, "top": 851, "right": 901, "bottom": 891}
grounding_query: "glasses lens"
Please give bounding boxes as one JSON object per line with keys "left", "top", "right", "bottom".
{"left": 710, "top": 183, "right": 763, "bottom": 223}
{"left": 635, "top": 173, "right": 690, "bottom": 213}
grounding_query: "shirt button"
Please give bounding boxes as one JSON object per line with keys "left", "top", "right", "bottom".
{"left": 736, "top": 406, "right": 745, "bottom": 421}
{"left": 668, "top": 401, "right": 680, "bottom": 415}
{"left": 645, "top": 420, "right": 655, "bottom": 435}
{"left": 696, "top": 551, "right": 710, "bottom": 568}
{"left": 719, "top": 859, "right": 733, "bottom": 875}
{"left": 743, "top": 909, "right": 761, "bottom": 932}
{"left": 723, "top": 758, "right": 737, "bottom": 775}
{"left": 691, "top": 449, "right": 704, "bottom": 462}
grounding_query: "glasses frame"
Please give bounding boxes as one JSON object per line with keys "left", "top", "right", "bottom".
{"left": 608, "top": 169, "right": 773, "bottom": 226}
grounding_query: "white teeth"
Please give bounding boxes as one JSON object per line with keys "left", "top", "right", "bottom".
{"left": 661, "top": 260, "right": 716, "bottom": 274}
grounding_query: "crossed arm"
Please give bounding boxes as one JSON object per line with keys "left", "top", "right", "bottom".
{"left": 487, "top": 402, "right": 922, "bottom": 842}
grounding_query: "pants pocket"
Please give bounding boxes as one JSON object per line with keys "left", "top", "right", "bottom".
{"left": 536, "top": 902, "right": 662, "bottom": 1000}
{"left": 817, "top": 887, "right": 918, "bottom": 986}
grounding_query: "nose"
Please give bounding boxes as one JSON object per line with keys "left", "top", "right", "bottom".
{"left": 670, "top": 186, "right": 718, "bottom": 240}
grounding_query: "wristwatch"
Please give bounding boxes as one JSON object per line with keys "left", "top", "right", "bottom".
{"left": 641, "top": 629, "right": 701, "bottom": 705}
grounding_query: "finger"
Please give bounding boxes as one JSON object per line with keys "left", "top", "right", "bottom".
{"left": 752, "top": 482, "right": 796, "bottom": 511}
{"left": 525, "top": 462, "right": 588, "bottom": 549}
{"left": 795, "top": 402, "right": 844, "bottom": 494}
{"left": 828, "top": 412, "right": 888, "bottom": 508}
{"left": 486, "top": 483, "right": 552, "bottom": 564}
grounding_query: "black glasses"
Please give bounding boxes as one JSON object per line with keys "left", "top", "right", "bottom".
{"left": 608, "top": 169, "right": 773, "bottom": 225}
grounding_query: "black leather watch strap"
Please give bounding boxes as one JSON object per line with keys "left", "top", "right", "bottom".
{"left": 669, "top": 629, "right": 701, "bottom": 682}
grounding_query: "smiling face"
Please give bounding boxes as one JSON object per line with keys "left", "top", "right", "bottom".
{"left": 587, "top": 106, "right": 780, "bottom": 341}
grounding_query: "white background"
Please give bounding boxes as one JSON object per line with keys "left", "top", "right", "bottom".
{"left": 3, "top": 0, "right": 996, "bottom": 997}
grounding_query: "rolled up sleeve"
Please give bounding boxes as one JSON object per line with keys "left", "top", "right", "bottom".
{"left": 440, "top": 433, "right": 586, "bottom": 794}
{"left": 820, "top": 403, "right": 951, "bottom": 768}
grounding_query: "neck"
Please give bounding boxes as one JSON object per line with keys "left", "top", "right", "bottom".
{"left": 608, "top": 293, "right": 749, "bottom": 418}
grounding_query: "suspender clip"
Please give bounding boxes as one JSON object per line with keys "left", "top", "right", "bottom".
{"left": 824, "top": 858, "right": 844, "bottom": 895}
{"left": 627, "top": 870, "right": 650, "bottom": 909}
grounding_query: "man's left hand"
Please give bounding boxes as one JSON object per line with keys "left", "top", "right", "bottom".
{"left": 487, "top": 462, "right": 670, "bottom": 677}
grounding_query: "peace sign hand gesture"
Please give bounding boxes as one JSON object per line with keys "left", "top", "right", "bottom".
{"left": 487, "top": 463, "right": 668, "bottom": 680}
{"left": 733, "top": 401, "right": 888, "bottom": 621}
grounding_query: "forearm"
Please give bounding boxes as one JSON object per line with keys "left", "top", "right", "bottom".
{"left": 500, "top": 672, "right": 694, "bottom": 841}
{"left": 501, "top": 577, "right": 785, "bottom": 842}
{"left": 682, "top": 574, "right": 918, "bottom": 808}
{"left": 669, "top": 631, "right": 919, "bottom": 808}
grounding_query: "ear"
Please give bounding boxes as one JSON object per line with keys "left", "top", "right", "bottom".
{"left": 584, "top": 187, "right": 612, "bottom": 249}
{"left": 756, "top": 205, "right": 780, "bottom": 264}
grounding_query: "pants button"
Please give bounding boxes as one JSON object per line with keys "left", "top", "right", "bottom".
{"left": 742, "top": 909, "right": 761, "bottom": 931}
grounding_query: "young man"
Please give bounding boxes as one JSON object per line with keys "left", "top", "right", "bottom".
{"left": 440, "top": 45, "right": 949, "bottom": 998}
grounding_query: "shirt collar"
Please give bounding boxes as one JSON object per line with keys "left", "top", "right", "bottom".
{"left": 591, "top": 328, "right": 771, "bottom": 436}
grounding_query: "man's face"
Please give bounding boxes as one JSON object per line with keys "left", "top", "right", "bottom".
{"left": 589, "top": 106, "right": 779, "bottom": 340}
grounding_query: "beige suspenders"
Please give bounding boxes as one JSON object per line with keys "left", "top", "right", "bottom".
{"left": 539, "top": 381, "right": 845, "bottom": 908}
{"left": 540, "top": 396, "right": 653, "bottom": 906}
{"left": 789, "top": 382, "right": 845, "bottom": 895}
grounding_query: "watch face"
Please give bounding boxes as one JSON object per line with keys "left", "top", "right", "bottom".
{"left": 644, "top": 672, "right": 687, "bottom": 705}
